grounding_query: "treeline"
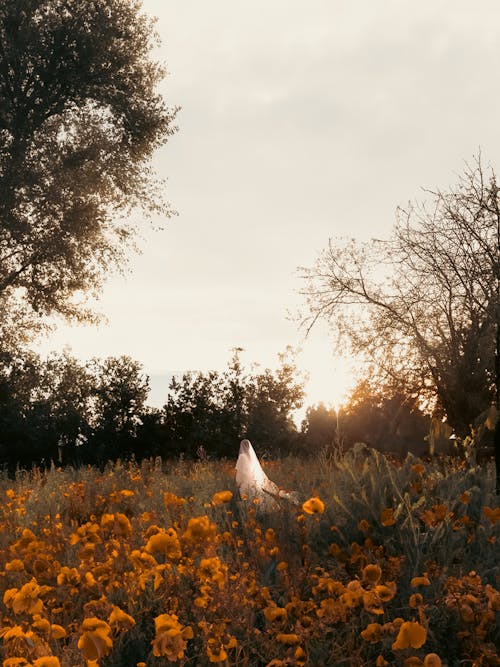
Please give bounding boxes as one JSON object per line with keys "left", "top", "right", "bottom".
{"left": 0, "top": 346, "right": 439, "bottom": 471}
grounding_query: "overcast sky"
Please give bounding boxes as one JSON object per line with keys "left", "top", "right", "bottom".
{"left": 39, "top": 0, "right": 500, "bottom": 408}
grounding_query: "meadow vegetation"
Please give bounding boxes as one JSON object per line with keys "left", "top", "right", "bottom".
{"left": 0, "top": 447, "right": 498, "bottom": 667}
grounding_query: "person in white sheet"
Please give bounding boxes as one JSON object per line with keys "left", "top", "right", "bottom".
{"left": 235, "top": 439, "right": 299, "bottom": 510}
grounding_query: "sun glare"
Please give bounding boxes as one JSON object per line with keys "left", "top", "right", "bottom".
{"left": 298, "top": 332, "right": 361, "bottom": 411}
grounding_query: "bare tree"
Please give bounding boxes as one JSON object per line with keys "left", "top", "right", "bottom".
{"left": 300, "top": 157, "right": 500, "bottom": 491}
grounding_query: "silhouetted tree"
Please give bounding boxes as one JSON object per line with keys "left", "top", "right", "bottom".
{"left": 301, "top": 158, "right": 499, "bottom": 486}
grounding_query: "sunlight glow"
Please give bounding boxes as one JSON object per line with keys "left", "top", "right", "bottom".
{"left": 298, "top": 328, "right": 362, "bottom": 411}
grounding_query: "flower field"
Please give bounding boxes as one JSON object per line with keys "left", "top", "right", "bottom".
{"left": 0, "top": 447, "right": 498, "bottom": 667}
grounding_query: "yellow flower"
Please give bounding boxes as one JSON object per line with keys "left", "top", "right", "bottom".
{"left": 362, "top": 564, "right": 382, "bottom": 585}
{"left": 392, "top": 621, "right": 427, "bottom": 650}
{"left": 483, "top": 506, "right": 500, "bottom": 524}
{"left": 3, "top": 658, "right": 32, "bottom": 667}
{"left": 380, "top": 508, "right": 396, "bottom": 526}
{"left": 145, "top": 528, "right": 182, "bottom": 560}
{"left": 360, "top": 622, "right": 383, "bottom": 643}
{"left": 358, "top": 519, "right": 370, "bottom": 532}
{"left": 264, "top": 606, "right": 287, "bottom": 623}
{"left": 206, "top": 638, "right": 227, "bottom": 663}
{"left": 197, "top": 557, "right": 227, "bottom": 588}
{"left": 5, "top": 559, "right": 25, "bottom": 572}
{"left": 77, "top": 618, "right": 113, "bottom": 662}
{"left": 109, "top": 605, "right": 136, "bottom": 630}
{"left": 212, "top": 490, "right": 233, "bottom": 505}
{"left": 151, "top": 614, "right": 193, "bottom": 661}
{"left": 33, "top": 658, "right": 62, "bottom": 667}
{"left": 411, "top": 576, "right": 431, "bottom": 587}
{"left": 409, "top": 593, "right": 424, "bottom": 608}
{"left": 276, "top": 633, "right": 300, "bottom": 645}
{"left": 302, "top": 497, "right": 325, "bottom": 515}
{"left": 164, "top": 491, "right": 187, "bottom": 507}
{"left": 4, "top": 579, "right": 44, "bottom": 615}
{"left": 183, "top": 516, "right": 217, "bottom": 542}
{"left": 57, "top": 566, "right": 80, "bottom": 586}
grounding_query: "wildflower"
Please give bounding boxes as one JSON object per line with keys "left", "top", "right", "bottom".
{"left": 392, "top": 621, "right": 427, "bottom": 650}
{"left": 206, "top": 638, "right": 227, "bottom": 663}
{"left": 411, "top": 464, "right": 425, "bottom": 475}
{"left": 57, "top": 567, "right": 80, "bottom": 586}
{"left": 409, "top": 593, "right": 424, "bottom": 608}
{"left": 4, "top": 579, "right": 44, "bottom": 615}
{"left": 145, "top": 528, "right": 182, "bottom": 560}
{"left": 302, "top": 497, "right": 325, "bottom": 515}
{"left": 197, "top": 557, "right": 227, "bottom": 588}
{"left": 362, "top": 564, "right": 382, "bottom": 585}
{"left": 264, "top": 606, "right": 287, "bottom": 623}
{"left": 380, "top": 508, "right": 396, "bottom": 526}
{"left": 376, "top": 657, "right": 389, "bottom": 667}
{"left": 164, "top": 491, "right": 187, "bottom": 507}
{"left": 212, "top": 490, "right": 233, "bottom": 505}
{"left": 276, "top": 633, "right": 300, "bottom": 645}
{"left": 411, "top": 576, "right": 431, "bottom": 587}
{"left": 109, "top": 605, "right": 136, "bottom": 630}
{"left": 33, "top": 659, "right": 62, "bottom": 667}
{"left": 360, "top": 622, "right": 383, "bottom": 643}
{"left": 358, "top": 518, "right": 370, "bottom": 532}
{"left": 423, "top": 654, "right": 442, "bottom": 667}
{"left": 374, "top": 583, "right": 397, "bottom": 602}
{"left": 5, "top": 559, "right": 25, "bottom": 572}
{"left": 151, "top": 613, "right": 193, "bottom": 661}
{"left": 459, "top": 491, "right": 471, "bottom": 504}
{"left": 77, "top": 618, "right": 113, "bottom": 662}
{"left": 483, "top": 506, "right": 500, "bottom": 525}
{"left": 183, "top": 516, "right": 217, "bottom": 542}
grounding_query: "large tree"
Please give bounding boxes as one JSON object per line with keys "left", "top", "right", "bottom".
{"left": 0, "top": 0, "right": 177, "bottom": 342}
{"left": 301, "top": 158, "right": 500, "bottom": 489}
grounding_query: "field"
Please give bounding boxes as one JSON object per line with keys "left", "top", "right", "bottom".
{"left": 0, "top": 447, "right": 498, "bottom": 667}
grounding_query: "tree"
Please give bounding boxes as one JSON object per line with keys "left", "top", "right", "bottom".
{"left": 301, "top": 158, "right": 499, "bottom": 488}
{"left": 162, "top": 349, "right": 305, "bottom": 458}
{"left": 0, "top": 0, "right": 177, "bottom": 344}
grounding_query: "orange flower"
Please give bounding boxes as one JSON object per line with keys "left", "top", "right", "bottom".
{"left": 380, "top": 508, "right": 396, "bottom": 526}
{"left": 392, "top": 621, "right": 427, "bottom": 650}
{"left": 264, "top": 606, "right": 287, "bottom": 623}
{"left": 109, "top": 605, "right": 136, "bottom": 630}
{"left": 358, "top": 519, "right": 370, "bottom": 532}
{"left": 164, "top": 491, "right": 187, "bottom": 507}
{"left": 4, "top": 579, "right": 44, "bottom": 615}
{"left": 374, "top": 583, "right": 397, "bottom": 602}
{"left": 197, "top": 557, "right": 227, "bottom": 588}
{"left": 409, "top": 593, "right": 424, "bottom": 608}
{"left": 411, "top": 464, "right": 425, "bottom": 475}
{"left": 276, "top": 633, "right": 300, "bottom": 645}
{"left": 376, "top": 657, "right": 389, "bottom": 667}
{"left": 423, "top": 654, "right": 442, "bottom": 667}
{"left": 459, "top": 491, "right": 471, "bottom": 504}
{"left": 183, "top": 516, "right": 217, "bottom": 542}
{"left": 483, "top": 506, "right": 500, "bottom": 525}
{"left": 145, "top": 528, "right": 182, "bottom": 560}
{"left": 360, "top": 622, "right": 383, "bottom": 643}
{"left": 78, "top": 618, "right": 113, "bottom": 662}
{"left": 302, "top": 497, "right": 325, "bottom": 515}
{"left": 411, "top": 576, "right": 431, "bottom": 587}
{"left": 33, "top": 658, "right": 62, "bottom": 667}
{"left": 212, "top": 490, "right": 233, "bottom": 505}
{"left": 362, "top": 564, "right": 382, "bottom": 585}
{"left": 151, "top": 613, "right": 193, "bottom": 660}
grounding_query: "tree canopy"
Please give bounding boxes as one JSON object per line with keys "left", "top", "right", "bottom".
{"left": 0, "top": 0, "right": 178, "bottom": 347}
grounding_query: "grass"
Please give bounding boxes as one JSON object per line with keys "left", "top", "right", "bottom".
{"left": 0, "top": 447, "right": 498, "bottom": 667}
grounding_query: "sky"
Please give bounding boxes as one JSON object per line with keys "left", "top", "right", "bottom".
{"left": 39, "top": 0, "right": 500, "bottom": 410}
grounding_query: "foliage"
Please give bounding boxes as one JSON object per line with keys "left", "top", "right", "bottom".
{"left": 0, "top": 451, "right": 497, "bottom": 666}
{"left": 0, "top": 0, "right": 178, "bottom": 349}
{"left": 163, "top": 348, "right": 305, "bottom": 458}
